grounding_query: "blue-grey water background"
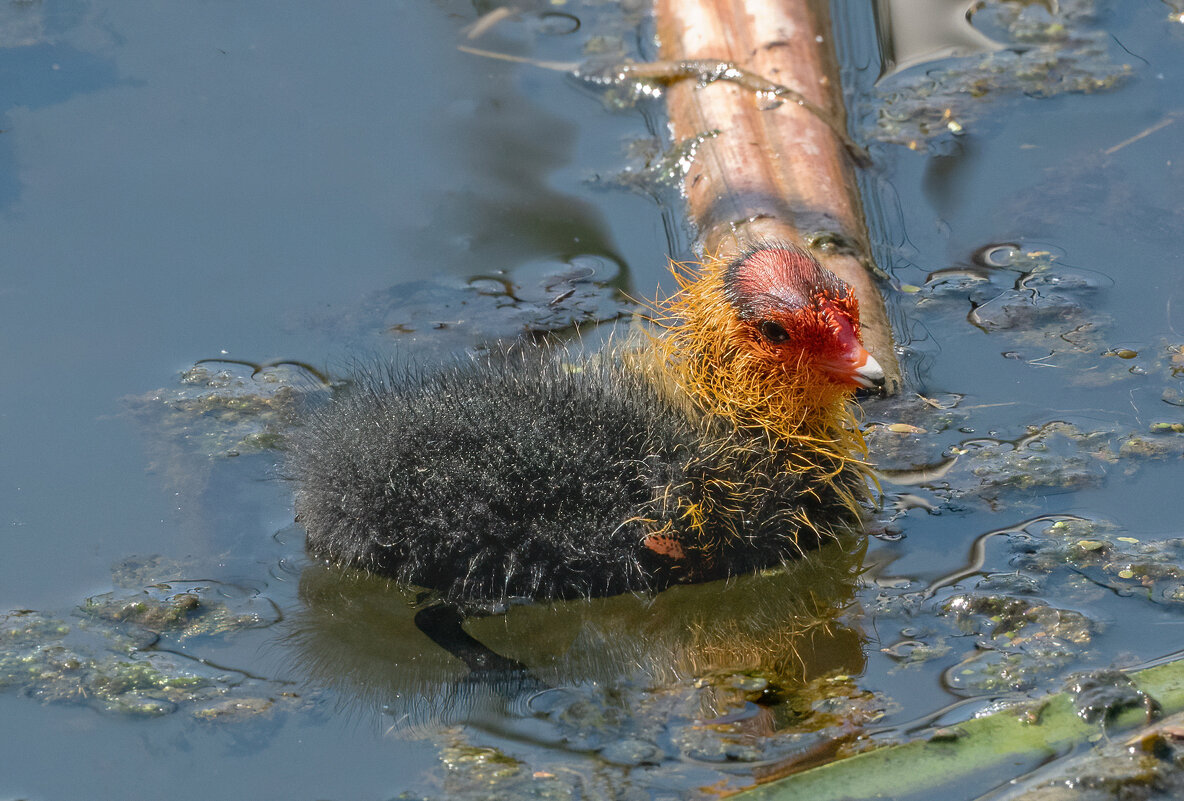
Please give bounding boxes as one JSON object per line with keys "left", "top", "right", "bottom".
{"left": 1, "top": 1, "right": 1183, "bottom": 798}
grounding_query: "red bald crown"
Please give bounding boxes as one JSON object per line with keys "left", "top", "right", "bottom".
{"left": 723, "top": 245, "right": 850, "bottom": 320}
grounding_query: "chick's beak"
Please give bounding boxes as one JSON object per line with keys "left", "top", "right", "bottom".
{"left": 819, "top": 347, "right": 885, "bottom": 389}
{"left": 818, "top": 312, "right": 886, "bottom": 390}
{"left": 851, "top": 350, "right": 885, "bottom": 389}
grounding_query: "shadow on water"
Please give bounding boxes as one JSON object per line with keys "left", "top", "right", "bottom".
{"left": 399, "top": 86, "right": 629, "bottom": 283}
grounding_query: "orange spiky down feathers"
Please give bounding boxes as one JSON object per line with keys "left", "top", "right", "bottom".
{"left": 640, "top": 245, "right": 873, "bottom": 531}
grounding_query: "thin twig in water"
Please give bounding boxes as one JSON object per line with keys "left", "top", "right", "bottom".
{"left": 456, "top": 44, "right": 579, "bottom": 73}
{"left": 1104, "top": 116, "right": 1175, "bottom": 155}
{"left": 463, "top": 6, "right": 518, "bottom": 40}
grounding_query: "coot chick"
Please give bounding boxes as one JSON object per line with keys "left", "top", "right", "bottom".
{"left": 288, "top": 245, "right": 883, "bottom": 605}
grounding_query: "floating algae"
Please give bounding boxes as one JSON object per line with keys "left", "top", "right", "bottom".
{"left": 0, "top": 574, "right": 292, "bottom": 720}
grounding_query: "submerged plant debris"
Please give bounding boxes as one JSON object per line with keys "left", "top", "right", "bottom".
{"left": 864, "top": 0, "right": 1132, "bottom": 147}
{"left": 998, "top": 707, "right": 1184, "bottom": 801}
{"left": 1017, "top": 520, "right": 1184, "bottom": 608}
{"left": 869, "top": 244, "right": 1184, "bottom": 514}
{"left": 0, "top": 568, "right": 294, "bottom": 720}
{"left": 308, "top": 258, "right": 632, "bottom": 359}
{"left": 939, "top": 593, "right": 1096, "bottom": 695}
{"left": 126, "top": 261, "right": 635, "bottom": 476}
{"left": 128, "top": 362, "right": 307, "bottom": 460}
{"left": 386, "top": 673, "right": 887, "bottom": 800}
{"left": 850, "top": 231, "right": 1184, "bottom": 740}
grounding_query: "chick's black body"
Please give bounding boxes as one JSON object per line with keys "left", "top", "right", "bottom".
{"left": 288, "top": 350, "right": 862, "bottom": 605}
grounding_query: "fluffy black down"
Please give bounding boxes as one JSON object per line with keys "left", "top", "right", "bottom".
{"left": 286, "top": 350, "right": 861, "bottom": 605}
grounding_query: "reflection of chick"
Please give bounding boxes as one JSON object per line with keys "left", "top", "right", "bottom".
{"left": 289, "top": 539, "right": 867, "bottom": 730}
{"left": 288, "top": 245, "right": 883, "bottom": 605}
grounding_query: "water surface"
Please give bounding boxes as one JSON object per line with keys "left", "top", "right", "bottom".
{"left": 3, "top": 1, "right": 1184, "bottom": 798}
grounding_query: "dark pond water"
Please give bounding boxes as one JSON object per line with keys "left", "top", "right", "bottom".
{"left": 2, "top": 0, "right": 1183, "bottom": 798}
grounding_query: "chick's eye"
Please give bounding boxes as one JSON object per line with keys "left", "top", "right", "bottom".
{"left": 758, "top": 320, "right": 789, "bottom": 343}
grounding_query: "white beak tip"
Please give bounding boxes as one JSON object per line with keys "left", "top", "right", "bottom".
{"left": 853, "top": 354, "right": 885, "bottom": 390}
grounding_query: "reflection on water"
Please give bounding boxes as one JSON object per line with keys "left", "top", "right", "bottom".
{"left": 874, "top": 0, "right": 1002, "bottom": 78}
{"left": 290, "top": 539, "right": 867, "bottom": 738}
{"left": 862, "top": 0, "right": 1131, "bottom": 147}
{"left": 0, "top": 4, "right": 126, "bottom": 208}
